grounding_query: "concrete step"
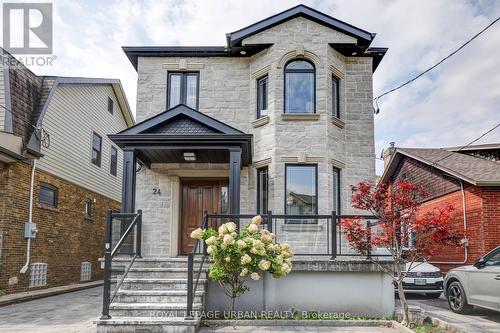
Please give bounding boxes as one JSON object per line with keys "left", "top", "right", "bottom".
{"left": 120, "top": 278, "right": 207, "bottom": 291}
{"left": 96, "top": 317, "right": 200, "bottom": 333}
{"left": 109, "top": 302, "right": 203, "bottom": 318}
{"left": 127, "top": 267, "right": 208, "bottom": 279}
{"left": 114, "top": 290, "right": 204, "bottom": 303}
{"left": 127, "top": 258, "right": 204, "bottom": 269}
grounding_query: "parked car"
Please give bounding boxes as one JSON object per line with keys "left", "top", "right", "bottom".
{"left": 444, "top": 246, "right": 500, "bottom": 313}
{"left": 398, "top": 261, "right": 444, "bottom": 298}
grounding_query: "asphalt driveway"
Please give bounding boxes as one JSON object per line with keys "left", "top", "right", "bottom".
{"left": 0, "top": 287, "right": 101, "bottom": 333}
{"left": 405, "top": 294, "right": 500, "bottom": 333}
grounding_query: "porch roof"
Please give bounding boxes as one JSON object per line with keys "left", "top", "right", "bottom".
{"left": 109, "top": 104, "right": 253, "bottom": 166}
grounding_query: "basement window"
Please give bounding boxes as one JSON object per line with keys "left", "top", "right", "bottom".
{"left": 81, "top": 262, "right": 91, "bottom": 281}
{"left": 29, "top": 263, "right": 48, "bottom": 288}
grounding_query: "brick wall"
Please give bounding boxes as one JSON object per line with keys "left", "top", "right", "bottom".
{"left": 0, "top": 161, "right": 120, "bottom": 294}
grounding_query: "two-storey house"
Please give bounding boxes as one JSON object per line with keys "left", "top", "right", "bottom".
{"left": 98, "top": 5, "right": 391, "bottom": 333}
{"left": 0, "top": 49, "right": 134, "bottom": 294}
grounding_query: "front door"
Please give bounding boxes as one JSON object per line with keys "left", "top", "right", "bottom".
{"left": 179, "top": 179, "right": 228, "bottom": 254}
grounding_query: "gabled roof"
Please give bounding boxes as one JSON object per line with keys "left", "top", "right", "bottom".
{"left": 380, "top": 147, "right": 500, "bottom": 187}
{"left": 117, "top": 104, "right": 243, "bottom": 135}
{"left": 122, "top": 4, "right": 387, "bottom": 72}
{"left": 27, "top": 76, "right": 135, "bottom": 155}
{"left": 228, "top": 4, "right": 374, "bottom": 47}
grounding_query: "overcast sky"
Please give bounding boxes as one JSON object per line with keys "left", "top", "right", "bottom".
{"left": 4, "top": 0, "right": 500, "bottom": 174}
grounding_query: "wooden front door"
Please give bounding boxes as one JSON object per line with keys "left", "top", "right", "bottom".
{"left": 179, "top": 179, "right": 228, "bottom": 254}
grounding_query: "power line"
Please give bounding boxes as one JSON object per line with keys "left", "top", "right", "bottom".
{"left": 374, "top": 15, "right": 500, "bottom": 111}
{"left": 431, "top": 120, "right": 500, "bottom": 166}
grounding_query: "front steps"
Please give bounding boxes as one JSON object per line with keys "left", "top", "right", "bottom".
{"left": 96, "top": 258, "right": 208, "bottom": 333}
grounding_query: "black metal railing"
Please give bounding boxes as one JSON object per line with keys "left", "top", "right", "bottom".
{"left": 101, "top": 209, "right": 142, "bottom": 320}
{"left": 185, "top": 211, "right": 389, "bottom": 317}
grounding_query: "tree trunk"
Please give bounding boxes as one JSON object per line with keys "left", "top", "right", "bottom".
{"left": 397, "top": 279, "right": 410, "bottom": 326}
{"left": 230, "top": 295, "right": 236, "bottom": 316}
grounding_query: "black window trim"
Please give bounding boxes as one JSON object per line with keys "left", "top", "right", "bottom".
{"left": 256, "top": 74, "right": 268, "bottom": 119}
{"left": 166, "top": 71, "right": 200, "bottom": 110}
{"left": 284, "top": 163, "right": 318, "bottom": 224}
{"left": 256, "top": 166, "right": 269, "bottom": 215}
{"left": 107, "top": 96, "right": 114, "bottom": 115}
{"left": 39, "top": 182, "right": 58, "bottom": 208}
{"left": 284, "top": 59, "right": 316, "bottom": 114}
{"left": 332, "top": 75, "right": 340, "bottom": 118}
{"left": 91, "top": 132, "right": 102, "bottom": 167}
{"left": 333, "top": 167, "right": 341, "bottom": 214}
{"left": 110, "top": 146, "right": 118, "bottom": 176}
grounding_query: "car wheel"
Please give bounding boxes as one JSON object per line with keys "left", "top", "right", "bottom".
{"left": 447, "top": 281, "right": 472, "bottom": 314}
{"left": 425, "top": 293, "right": 442, "bottom": 299}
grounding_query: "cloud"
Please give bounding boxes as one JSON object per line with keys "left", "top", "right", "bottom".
{"left": 4, "top": 0, "right": 500, "bottom": 176}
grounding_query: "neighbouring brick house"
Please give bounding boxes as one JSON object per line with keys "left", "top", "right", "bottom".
{"left": 97, "top": 5, "right": 395, "bottom": 332}
{"left": 0, "top": 49, "right": 134, "bottom": 294}
{"left": 380, "top": 143, "right": 500, "bottom": 271}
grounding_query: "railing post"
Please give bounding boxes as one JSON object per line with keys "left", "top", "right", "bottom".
{"left": 331, "top": 211, "right": 337, "bottom": 260}
{"left": 267, "top": 210, "right": 273, "bottom": 233}
{"left": 186, "top": 253, "right": 194, "bottom": 320}
{"left": 136, "top": 210, "right": 142, "bottom": 258}
{"left": 202, "top": 210, "right": 208, "bottom": 255}
{"left": 366, "top": 221, "right": 372, "bottom": 259}
{"left": 101, "top": 209, "right": 113, "bottom": 319}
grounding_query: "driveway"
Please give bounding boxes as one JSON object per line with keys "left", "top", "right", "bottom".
{"left": 405, "top": 294, "right": 500, "bottom": 333}
{"left": 0, "top": 286, "right": 101, "bottom": 333}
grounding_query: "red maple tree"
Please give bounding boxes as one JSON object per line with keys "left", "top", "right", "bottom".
{"left": 341, "top": 181, "right": 463, "bottom": 326}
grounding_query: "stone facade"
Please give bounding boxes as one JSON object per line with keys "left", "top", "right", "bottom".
{"left": 134, "top": 17, "right": 376, "bottom": 258}
{"left": 0, "top": 162, "right": 120, "bottom": 294}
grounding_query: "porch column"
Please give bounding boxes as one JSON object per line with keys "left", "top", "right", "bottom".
{"left": 121, "top": 148, "right": 137, "bottom": 213}
{"left": 229, "top": 147, "right": 241, "bottom": 214}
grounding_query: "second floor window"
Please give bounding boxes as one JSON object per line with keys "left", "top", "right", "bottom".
{"left": 284, "top": 60, "right": 315, "bottom": 114}
{"left": 39, "top": 183, "right": 58, "bottom": 208}
{"left": 110, "top": 146, "right": 118, "bottom": 176}
{"left": 107, "top": 97, "right": 113, "bottom": 114}
{"left": 257, "top": 167, "right": 268, "bottom": 215}
{"left": 91, "top": 132, "right": 102, "bottom": 167}
{"left": 167, "top": 72, "right": 199, "bottom": 110}
{"left": 332, "top": 76, "right": 340, "bottom": 118}
{"left": 257, "top": 75, "right": 268, "bottom": 118}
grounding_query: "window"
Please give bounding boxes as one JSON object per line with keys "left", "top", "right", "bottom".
{"left": 110, "top": 146, "right": 118, "bottom": 176}
{"left": 484, "top": 248, "right": 500, "bottom": 266}
{"left": 333, "top": 167, "right": 341, "bottom": 214}
{"left": 91, "top": 132, "right": 102, "bottom": 167}
{"left": 284, "top": 60, "right": 315, "bottom": 114}
{"left": 84, "top": 199, "right": 92, "bottom": 218}
{"left": 39, "top": 183, "right": 58, "bottom": 208}
{"left": 107, "top": 97, "right": 113, "bottom": 114}
{"left": 81, "top": 262, "right": 91, "bottom": 281}
{"left": 257, "top": 167, "right": 269, "bottom": 215}
{"left": 257, "top": 75, "right": 268, "bottom": 118}
{"left": 332, "top": 76, "right": 340, "bottom": 118}
{"left": 167, "top": 72, "right": 199, "bottom": 109}
{"left": 285, "top": 165, "right": 317, "bottom": 222}
{"left": 29, "top": 263, "right": 47, "bottom": 288}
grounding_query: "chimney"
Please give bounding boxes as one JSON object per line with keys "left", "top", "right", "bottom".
{"left": 382, "top": 142, "right": 396, "bottom": 168}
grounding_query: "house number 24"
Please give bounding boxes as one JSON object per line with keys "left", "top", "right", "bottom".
{"left": 153, "top": 187, "right": 161, "bottom": 195}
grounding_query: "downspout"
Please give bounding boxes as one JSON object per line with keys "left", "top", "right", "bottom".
{"left": 429, "top": 174, "right": 468, "bottom": 265}
{"left": 20, "top": 159, "right": 36, "bottom": 274}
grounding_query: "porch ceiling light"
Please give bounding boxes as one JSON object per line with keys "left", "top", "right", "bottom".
{"left": 183, "top": 152, "right": 196, "bottom": 161}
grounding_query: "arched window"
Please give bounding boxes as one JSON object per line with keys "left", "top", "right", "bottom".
{"left": 284, "top": 60, "right": 315, "bottom": 113}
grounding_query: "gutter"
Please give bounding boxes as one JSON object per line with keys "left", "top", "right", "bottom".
{"left": 429, "top": 174, "right": 468, "bottom": 265}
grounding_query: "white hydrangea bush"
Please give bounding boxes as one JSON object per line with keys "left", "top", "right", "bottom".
{"left": 190, "top": 215, "right": 293, "bottom": 312}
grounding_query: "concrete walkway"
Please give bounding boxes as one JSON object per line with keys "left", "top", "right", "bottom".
{"left": 405, "top": 294, "right": 500, "bottom": 333}
{"left": 0, "top": 286, "right": 102, "bottom": 333}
